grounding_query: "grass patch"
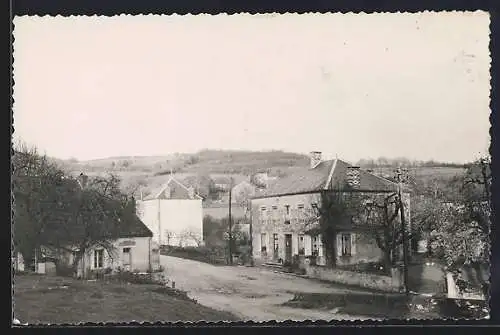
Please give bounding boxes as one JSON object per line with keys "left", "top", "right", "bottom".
{"left": 13, "top": 274, "right": 239, "bottom": 324}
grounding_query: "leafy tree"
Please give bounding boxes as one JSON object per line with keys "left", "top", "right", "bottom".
{"left": 432, "top": 157, "right": 491, "bottom": 271}
{"left": 304, "top": 190, "right": 363, "bottom": 267}
{"left": 12, "top": 143, "right": 69, "bottom": 267}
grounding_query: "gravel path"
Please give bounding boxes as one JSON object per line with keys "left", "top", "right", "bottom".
{"left": 161, "top": 255, "right": 378, "bottom": 321}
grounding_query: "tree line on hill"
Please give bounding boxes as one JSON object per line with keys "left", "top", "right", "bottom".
{"left": 356, "top": 157, "right": 467, "bottom": 169}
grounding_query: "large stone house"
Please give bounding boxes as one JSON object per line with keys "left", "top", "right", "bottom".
{"left": 250, "top": 151, "right": 411, "bottom": 267}
{"left": 137, "top": 176, "right": 204, "bottom": 247}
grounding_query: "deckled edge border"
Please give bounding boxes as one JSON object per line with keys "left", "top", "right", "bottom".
{"left": 10, "top": 9, "right": 496, "bottom": 327}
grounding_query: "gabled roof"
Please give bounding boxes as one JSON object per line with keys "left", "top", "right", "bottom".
{"left": 117, "top": 214, "right": 153, "bottom": 238}
{"left": 143, "top": 176, "right": 203, "bottom": 201}
{"left": 253, "top": 159, "right": 398, "bottom": 199}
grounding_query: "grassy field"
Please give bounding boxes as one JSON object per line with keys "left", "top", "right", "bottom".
{"left": 13, "top": 274, "right": 239, "bottom": 324}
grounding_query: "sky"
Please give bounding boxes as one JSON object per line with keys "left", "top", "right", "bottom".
{"left": 13, "top": 12, "right": 491, "bottom": 163}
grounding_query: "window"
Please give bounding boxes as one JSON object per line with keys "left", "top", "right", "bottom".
{"left": 311, "top": 203, "right": 318, "bottom": 209}
{"left": 298, "top": 235, "right": 305, "bottom": 255}
{"left": 312, "top": 236, "right": 319, "bottom": 256}
{"left": 297, "top": 204, "right": 305, "bottom": 222}
{"left": 341, "top": 233, "right": 352, "bottom": 257}
{"left": 285, "top": 205, "right": 290, "bottom": 215}
{"left": 122, "top": 248, "right": 132, "bottom": 267}
{"left": 94, "top": 249, "right": 104, "bottom": 269}
{"left": 272, "top": 205, "right": 278, "bottom": 211}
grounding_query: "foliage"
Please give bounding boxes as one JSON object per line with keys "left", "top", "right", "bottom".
{"left": 13, "top": 142, "right": 139, "bottom": 278}
{"left": 304, "top": 190, "right": 363, "bottom": 267}
{"left": 430, "top": 157, "right": 491, "bottom": 270}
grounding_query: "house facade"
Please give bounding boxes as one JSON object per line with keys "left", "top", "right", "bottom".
{"left": 137, "top": 176, "right": 204, "bottom": 247}
{"left": 250, "top": 152, "right": 411, "bottom": 267}
{"left": 37, "top": 214, "right": 161, "bottom": 277}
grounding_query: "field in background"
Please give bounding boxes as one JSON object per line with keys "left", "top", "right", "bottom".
{"left": 51, "top": 150, "right": 467, "bottom": 198}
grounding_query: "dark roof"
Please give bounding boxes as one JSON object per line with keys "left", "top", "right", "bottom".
{"left": 331, "top": 160, "right": 398, "bottom": 192}
{"left": 254, "top": 159, "right": 398, "bottom": 198}
{"left": 117, "top": 214, "right": 153, "bottom": 238}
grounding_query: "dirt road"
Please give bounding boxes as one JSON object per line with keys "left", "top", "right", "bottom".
{"left": 160, "top": 255, "right": 378, "bottom": 321}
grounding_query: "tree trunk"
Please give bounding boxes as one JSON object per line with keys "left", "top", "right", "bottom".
{"left": 383, "top": 249, "right": 392, "bottom": 274}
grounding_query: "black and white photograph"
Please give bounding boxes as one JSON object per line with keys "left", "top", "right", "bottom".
{"left": 12, "top": 12, "right": 491, "bottom": 324}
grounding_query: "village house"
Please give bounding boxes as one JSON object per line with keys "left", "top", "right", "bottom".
{"left": 250, "top": 151, "right": 411, "bottom": 267}
{"left": 34, "top": 213, "right": 161, "bottom": 277}
{"left": 137, "top": 175, "right": 203, "bottom": 247}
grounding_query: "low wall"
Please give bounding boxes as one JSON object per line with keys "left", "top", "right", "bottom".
{"left": 303, "top": 263, "right": 403, "bottom": 293}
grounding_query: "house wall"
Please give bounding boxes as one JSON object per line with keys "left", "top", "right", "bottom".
{"left": 159, "top": 199, "right": 203, "bottom": 246}
{"left": 65, "top": 237, "right": 154, "bottom": 276}
{"left": 138, "top": 199, "right": 203, "bottom": 247}
{"left": 251, "top": 193, "right": 321, "bottom": 264}
{"left": 137, "top": 200, "right": 160, "bottom": 242}
{"left": 251, "top": 192, "right": 398, "bottom": 266}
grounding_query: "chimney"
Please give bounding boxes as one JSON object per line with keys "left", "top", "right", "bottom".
{"left": 310, "top": 151, "right": 322, "bottom": 169}
{"left": 346, "top": 166, "right": 361, "bottom": 188}
{"left": 188, "top": 186, "right": 195, "bottom": 199}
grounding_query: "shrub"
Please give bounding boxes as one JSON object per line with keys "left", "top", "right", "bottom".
{"left": 56, "top": 264, "right": 75, "bottom": 277}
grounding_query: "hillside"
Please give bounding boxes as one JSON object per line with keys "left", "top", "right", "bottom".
{"left": 54, "top": 150, "right": 310, "bottom": 197}
{"left": 50, "top": 149, "right": 467, "bottom": 199}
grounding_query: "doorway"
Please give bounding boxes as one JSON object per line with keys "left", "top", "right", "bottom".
{"left": 273, "top": 233, "right": 279, "bottom": 261}
{"left": 122, "top": 247, "right": 132, "bottom": 271}
{"left": 285, "top": 234, "right": 293, "bottom": 264}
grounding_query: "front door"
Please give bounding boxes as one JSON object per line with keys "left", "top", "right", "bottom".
{"left": 273, "top": 234, "right": 279, "bottom": 261}
{"left": 122, "top": 247, "right": 132, "bottom": 271}
{"left": 285, "top": 234, "right": 293, "bottom": 264}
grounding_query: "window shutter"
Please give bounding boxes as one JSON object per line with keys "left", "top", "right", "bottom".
{"left": 351, "top": 233, "right": 356, "bottom": 255}
{"left": 336, "top": 233, "right": 342, "bottom": 257}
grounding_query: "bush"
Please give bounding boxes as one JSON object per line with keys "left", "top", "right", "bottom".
{"left": 56, "top": 264, "right": 75, "bottom": 277}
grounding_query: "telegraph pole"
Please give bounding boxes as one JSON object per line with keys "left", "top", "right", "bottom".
{"left": 248, "top": 198, "right": 254, "bottom": 267}
{"left": 395, "top": 167, "right": 410, "bottom": 295}
{"left": 228, "top": 178, "right": 233, "bottom": 265}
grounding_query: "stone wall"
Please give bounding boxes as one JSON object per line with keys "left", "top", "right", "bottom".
{"left": 303, "top": 262, "right": 403, "bottom": 293}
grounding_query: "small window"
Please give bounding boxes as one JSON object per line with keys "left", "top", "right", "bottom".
{"left": 272, "top": 205, "right": 278, "bottom": 210}
{"left": 311, "top": 203, "right": 318, "bottom": 209}
{"left": 260, "top": 206, "right": 267, "bottom": 211}
{"left": 341, "top": 233, "right": 352, "bottom": 257}
{"left": 297, "top": 204, "right": 305, "bottom": 210}
{"left": 94, "top": 249, "right": 104, "bottom": 269}
{"left": 123, "top": 247, "right": 131, "bottom": 254}
{"left": 284, "top": 205, "right": 290, "bottom": 215}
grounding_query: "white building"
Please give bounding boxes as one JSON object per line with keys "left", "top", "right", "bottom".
{"left": 137, "top": 176, "right": 204, "bottom": 247}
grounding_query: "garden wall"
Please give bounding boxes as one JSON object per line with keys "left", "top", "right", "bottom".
{"left": 303, "top": 262, "right": 403, "bottom": 293}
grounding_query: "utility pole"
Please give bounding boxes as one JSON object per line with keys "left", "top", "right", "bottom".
{"left": 228, "top": 177, "right": 233, "bottom": 265}
{"left": 248, "top": 198, "right": 254, "bottom": 267}
{"left": 395, "top": 167, "right": 410, "bottom": 295}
